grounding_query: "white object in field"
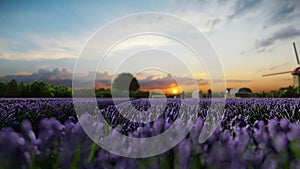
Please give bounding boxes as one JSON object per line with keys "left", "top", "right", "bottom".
{"left": 225, "top": 87, "right": 253, "bottom": 98}
{"left": 192, "top": 90, "right": 199, "bottom": 98}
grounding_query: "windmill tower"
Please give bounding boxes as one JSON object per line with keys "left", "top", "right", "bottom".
{"left": 263, "top": 42, "right": 300, "bottom": 87}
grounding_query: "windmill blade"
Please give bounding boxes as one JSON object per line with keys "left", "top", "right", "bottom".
{"left": 262, "top": 71, "right": 290, "bottom": 77}
{"left": 293, "top": 42, "right": 299, "bottom": 65}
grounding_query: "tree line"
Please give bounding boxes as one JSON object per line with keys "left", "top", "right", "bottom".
{"left": 0, "top": 73, "right": 143, "bottom": 98}
{"left": 0, "top": 79, "right": 72, "bottom": 98}
{"left": 2, "top": 76, "right": 300, "bottom": 98}
{"left": 255, "top": 86, "right": 300, "bottom": 98}
{"left": 0, "top": 79, "right": 152, "bottom": 98}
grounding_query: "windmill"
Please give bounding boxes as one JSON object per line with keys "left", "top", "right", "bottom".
{"left": 262, "top": 42, "right": 300, "bottom": 87}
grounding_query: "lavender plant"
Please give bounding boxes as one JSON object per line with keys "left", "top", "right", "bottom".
{"left": 0, "top": 98, "right": 300, "bottom": 168}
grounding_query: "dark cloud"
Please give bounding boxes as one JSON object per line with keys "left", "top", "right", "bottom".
{"left": 196, "top": 78, "right": 209, "bottom": 85}
{"left": 226, "top": 79, "right": 251, "bottom": 83}
{"left": 139, "top": 75, "right": 210, "bottom": 90}
{"left": 0, "top": 68, "right": 73, "bottom": 86}
{"left": 0, "top": 68, "right": 251, "bottom": 90}
{"left": 256, "top": 26, "right": 300, "bottom": 49}
{"left": 256, "top": 47, "right": 274, "bottom": 53}
{"left": 139, "top": 75, "right": 250, "bottom": 90}
{"left": 279, "top": 78, "right": 293, "bottom": 81}
{"left": 221, "top": 0, "right": 299, "bottom": 29}
{"left": 207, "top": 18, "right": 221, "bottom": 31}
{"left": 266, "top": 0, "right": 300, "bottom": 25}
{"left": 35, "top": 67, "right": 72, "bottom": 80}
{"left": 0, "top": 68, "right": 114, "bottom": 89}
{"left": 95, "top": 81, "right": 111, "bottom": 89}
{"left": 211, "top": 79, "right": 251, "bottom": 83}
{"left": 139, "top": 75, "right": 177, "bottom": 89}
{"left": 217, "top": 0, "right": 229, "bottom": 4}
{"left": 0, "top": 58, "right": 76, "bottom": 76}
{"left": 228, "top": 0, "right": 262, "bottom": 20}
{"left": 269, "top": 62, "right": 289, "bottom": 71}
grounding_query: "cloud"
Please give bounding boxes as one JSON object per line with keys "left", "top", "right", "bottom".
{"left": 95, "top": 71, "right": 113, "bottom": 81}
{"left": 0, "top": 34, "right": 87, "bottom": 60}
{"left": 0, "top": 58, "right": 76, "bottom": 77}
{"left": 279, "top": 78, "right": 293, "bottom": 81}
{"left": 35, "top": 67, "right": 72, "bottom": 80}
{"left": 0, "top": 67, "right": 251, "bottom": 91}
{"left": 207, "top": 18, "right": 222, "bottom": 31}
{"left": 228, "top": 0, "right": 262, "bottom": 20}
{"left": 138, "top": 74, "right": 250, "bottom": 90}
{"left": 269, "top": 62, "right": 290, "bottom": 71}
{"left": 0, "top": 69, "right": 207, "bottom": 90}
{"left": 266, "top": 0, "right": 300, "bottom": 25}
{"left": 256, "top": 26, "right": 300, "bottom": 49}
{"left": 0, "top": 67, "right": 73, "bottom": 86}
{"left": 226, "top": 79, "right": 251, "bottom": 83}
{"left": 138, "top": 74, "right": 211, "bottom": 92}
{"left": 138, "top": 74, "right": 177, "bottom": 90}
{"left": 0, "top": 67, "right": 115, "bottom": 88}
{"left": 110, "top": 35, "right": 173, "bottom": 52}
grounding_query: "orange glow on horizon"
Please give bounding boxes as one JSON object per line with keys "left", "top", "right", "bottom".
{"left": 103, "top": 75, "right": 294, "bottom": 93}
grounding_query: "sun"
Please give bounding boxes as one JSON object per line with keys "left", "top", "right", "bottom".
{"left": 172, "top": 89, "right": 178, "bottom": 94}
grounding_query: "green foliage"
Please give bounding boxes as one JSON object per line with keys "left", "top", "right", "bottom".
{"left": 30, "top": 81, "right": 54, "bottom": 97}
{"left": 0, "top": 79, "right": 149, "bottom": 98}
{"left": 0, "top": 82, "right": 6, "bottom": 97}
{"left": 4, "top": 79, "right": 300, "bottom": 98}
{"left": 0, "top": 79, "right": 71, "bottom": 98}
{"left": 6, "top": 79, "right": 18, "bottom": 97}
{"left": 290, "top": 140, "right": 300, "bottom": 160}
{"left": 88, "top": 143, "right": 98, "bottom": 163}
{"left": 190, "top": 154, "right": 203, "bottom": 169}
{"left": 95, "top": 88, "right": 111, "bottom": 98}
{"left": 53, "top": 85, "right": 72, "bottom": 97}
{"left": 160, "top": 150, "right": 175, "bottom": 169}
{"left": 255, "top": 86, "right": 300, "bottom": 98}
{"left": 130, "top": 90, "right": 149, "bottom": 98}
{"left": 70, "top": 146, "right": 81, "bottom": 169}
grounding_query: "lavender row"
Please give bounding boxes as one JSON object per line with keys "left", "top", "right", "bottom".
{"left": 0, "top": 98, "right": 129, "bottom": 131}
{"left": 1, "top": 115, "right": 300, "bottom": 168}
{"left": 1, "top": 98, "right": 300, "bottom": 168}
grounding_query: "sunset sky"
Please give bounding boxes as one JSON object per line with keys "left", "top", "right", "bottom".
{"left": 0, "top": 0, "right": 300, "bottom": 92}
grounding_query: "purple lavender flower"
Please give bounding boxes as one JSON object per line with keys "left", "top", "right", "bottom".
{"left": 272, "top": 132, "right": 288, "bottom": 152}
{"left": 0, "top": 129, "right": 28, "bottom": 168}
{"left": 279, "top": 118, "right": 290, "bottom": 132}
{"left": 176, "top": 138, "right": 191, "bottom": 169}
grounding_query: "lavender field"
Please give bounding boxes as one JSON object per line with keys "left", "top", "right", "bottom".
{"left": 1, "top": 98, "right": 300, "bottom": 169}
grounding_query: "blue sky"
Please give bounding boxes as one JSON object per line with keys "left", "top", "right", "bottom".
{"left": 0, "top": 0, "right": 300, "bottom": 91}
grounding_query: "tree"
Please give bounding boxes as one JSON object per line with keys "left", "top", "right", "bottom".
{"left": 112, "top": 73, "right": 140, "bottom": 92}
{"left": 18, "top": 81, "right": 26, "bottom": 97}
{"left": 6, "top": 79, "right": 18, "bottom": 97}
{"left": 29, "top": 81, "right": 54, "bottom": 97}
{"left": 0, "top": 82, "right": 6, "bottom": 97}
{"left": 207, "top": 89, "right": 212, "bottom": 98}
{"left": 95, "top": 88, "right": 111, "bottom": 98}
{"left": 278, "top": 86, "right": 299, "bottom": 98}
{"left": 53, "top": 85, "right": 72, "bottom": 97}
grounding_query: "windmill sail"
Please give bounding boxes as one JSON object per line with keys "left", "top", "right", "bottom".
{"left": 294, "top": 42, "right": 299, "bottom": 65}
{"left": 262, "top": 42, "right": 300, "bottom": 87}
{"left": 262, "top": 71, "right": 290, "bottom": 77}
